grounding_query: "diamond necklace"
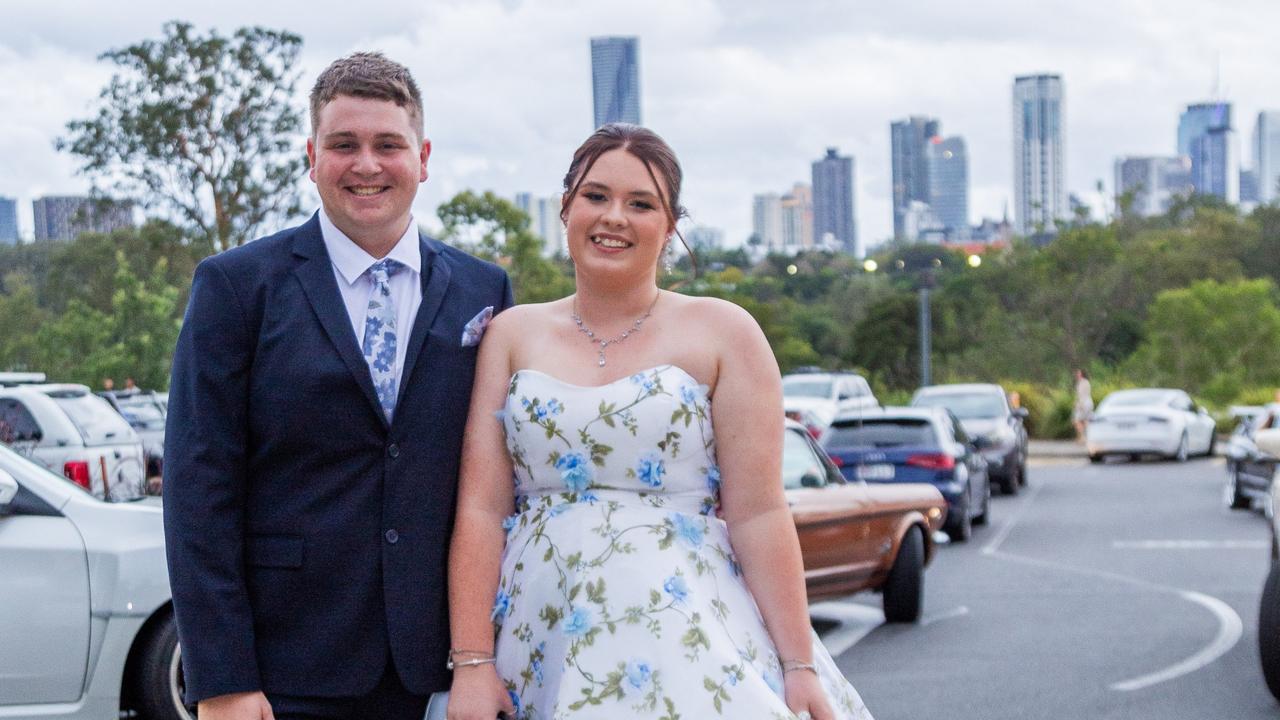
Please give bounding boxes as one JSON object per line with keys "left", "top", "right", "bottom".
{"left": 571, "top": 293, "right": 660, "bottom": 367}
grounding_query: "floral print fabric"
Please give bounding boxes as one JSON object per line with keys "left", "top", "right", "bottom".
{"left": 493, "top": 365, "right": 873, "bottom": 719}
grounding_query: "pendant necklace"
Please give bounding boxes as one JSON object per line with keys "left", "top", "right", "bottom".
{"left": 571, "top": 293, "right": 660, "bottom": 367}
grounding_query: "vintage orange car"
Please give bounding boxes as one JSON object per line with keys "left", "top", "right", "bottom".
{"left": 783, "top": 421, "right": 948, "bottom": 622}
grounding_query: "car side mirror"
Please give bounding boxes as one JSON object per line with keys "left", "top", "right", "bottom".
{"left": 0, "top": 469, "right": 18, "bottom": 510}
{"left": 1013, "top": 407, "right": 1029, "bottom": 419}
{"left": 800, "top": 472, "right": 824, "bottom": 488}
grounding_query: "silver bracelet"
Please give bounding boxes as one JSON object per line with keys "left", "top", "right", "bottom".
{"left": 781, "top": 659, "right": 817, "bottom": 675}
{"left": 446, "top": 656, "right": 496, "bottom": 670}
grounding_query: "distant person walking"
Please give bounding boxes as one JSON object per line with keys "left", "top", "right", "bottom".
{"left": 1072, "top": 369, "right": 1093, "bottom": 441}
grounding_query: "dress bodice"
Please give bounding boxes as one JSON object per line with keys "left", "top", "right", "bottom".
{"left": 503, "top": 364, "right": 720, "bottom": 516}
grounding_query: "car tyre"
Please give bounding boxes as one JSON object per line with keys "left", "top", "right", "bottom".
{"left": 1018, "top": 460, "right": 1029, "bottom": 487}
{"left": 882, "top": 526, "right": 924, "bottom": 623}
{"left": 1227, "top": 468, "right": 1251, "bottom": 510}
{"left": 945, "top": 498, "right": 972, "bottom": 543}
{"left": 1260, "top": 563, "right": 1280, "bottom": 701}
{"left": 131, "top": 612, "right": 194, "bottom": 720}
{"left": 1206, "top": 433, "right": 1217, "bottom": 458}
{"left": 1089, "top": 454, "right": 1104, "bottom": 464}
{"left": 1000, "top": 466, "right": 1019, "bottom": 496}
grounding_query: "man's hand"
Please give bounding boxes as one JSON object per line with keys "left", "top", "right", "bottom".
{"left": 198, "top": 690, "right": 275, "bottom": 720}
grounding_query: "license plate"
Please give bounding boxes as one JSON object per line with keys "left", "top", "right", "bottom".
{"left": 1116, "top": 423, "right": 1136, "bottom": 430}
{"left": 858, "top": 464, "right": 894, "bottom": 481}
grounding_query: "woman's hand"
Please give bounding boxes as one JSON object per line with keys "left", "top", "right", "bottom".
{"left": 784, "top": 669, "right": 835, "bottom": 720}
{"left": 447, "top": 666, "right": 516, "bottom": 720}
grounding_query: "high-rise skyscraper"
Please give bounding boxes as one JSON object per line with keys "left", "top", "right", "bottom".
{"left": 1255, "top": 111, "right": 1280, "bottom": 204}
{"left": 514, "top": 192, "right": 566, "bottom": 257}
{"left": 0, "top": 196, "right": 18, "bottom": 245}
{"left": 1012, "top": 74, "right": 1066, "bottom": 237}
{"left": 780, "top": 183, "right": 813, "bottom": 250}
{"left": 1113, "top": 156, "right": 1194, "bottom": 217}
{"left": 751, "top": 193, "right": 783, "bottom": 251}
{"left": 927, "top": 137, "right": 969, "bottom": 240}
{"left": 811, "top": 148, "right": 858, "bottom": 256}
{"left": 32, "top": 195, "right": 133, "bottom": 241}
{"left": 890, "top": 116, "right": 940, "bottom": 240}
{"left": 591, "top": 37, "right": 641, "bottom": 129}
{"left": 1180, "top": 102, "right": 1238, "bottom": 203}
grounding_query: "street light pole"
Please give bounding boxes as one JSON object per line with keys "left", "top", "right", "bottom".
{"left": 918, "top": 285, "right": 931, "bottom": 387}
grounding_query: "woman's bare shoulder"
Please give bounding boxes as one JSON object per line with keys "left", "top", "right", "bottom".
{"left": 670, "top": 293, "right": 763, "bottom": 336}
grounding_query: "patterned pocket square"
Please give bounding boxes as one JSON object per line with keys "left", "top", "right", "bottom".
{"left": 461, "top": 306, "right": 494, "bottom": 347}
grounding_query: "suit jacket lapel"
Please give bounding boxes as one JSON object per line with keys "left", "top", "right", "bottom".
{"left": 397, "top": 235, "right": 452, "bottom": 406}
{"left": 291, "top": 216, "right": 388, "bottom": 428}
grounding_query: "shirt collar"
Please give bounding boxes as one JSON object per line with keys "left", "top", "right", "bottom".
{"left": 318, "top": 209, "right": 422, "bottom": 287}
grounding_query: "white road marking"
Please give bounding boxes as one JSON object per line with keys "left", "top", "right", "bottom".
{"left": 1112, "top": 539, "right": 1269, "bottom": 550}
{"left": 809, "top": 601, "right": 882, "bottom": 657}
{"left": 1109, "top": 590, "right": 1244, "bottom": 692}
{"left": 920, "top": 605, "right": 970, "bottom": 626}
{"left": 981, "top": 477, "right": 1045, "bottom": 556}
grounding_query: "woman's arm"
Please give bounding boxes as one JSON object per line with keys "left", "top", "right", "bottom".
{"left": 709, "top": 300, "right": 835, "bottom": 719}
{"left": 447, "top": 310, "right": 520, "bottom": 719}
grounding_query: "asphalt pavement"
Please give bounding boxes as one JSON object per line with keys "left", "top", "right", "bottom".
{"left": 810, "top": 453, "right": 1278, "bottom": 719}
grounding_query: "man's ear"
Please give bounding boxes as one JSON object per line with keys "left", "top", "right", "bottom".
{"left": 306, "top": 137, "right": 317, "bottom": 182}
{"left": 419, "top": 138, "right": 432, "bottom": 183}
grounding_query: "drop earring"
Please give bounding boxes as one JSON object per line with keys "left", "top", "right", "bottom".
{"left": 662, "top": 239, "right": 675, "bottom": 273}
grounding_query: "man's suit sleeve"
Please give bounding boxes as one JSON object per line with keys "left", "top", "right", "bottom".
{"left": 163, "top": 257, "right": 261, "bottom": 701}
{"left": 498, "top": 270, "right": 514, "bottom": 312}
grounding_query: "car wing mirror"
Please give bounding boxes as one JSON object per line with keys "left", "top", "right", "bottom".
{"left": 1013, "top": 407, "right": 1029, "bottom": 419}
{"left": 0, "top": 469, "right": 18, "bottom": 510}
{"left": 800, "top": 472, "right": 824, "bottom": 488}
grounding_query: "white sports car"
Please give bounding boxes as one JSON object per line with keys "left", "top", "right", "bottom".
{"left": 1086, "top": 388, "right": 1217, "bottom": 463}
{"left": 0, "top": 443, "right": 187, "bottom": 719}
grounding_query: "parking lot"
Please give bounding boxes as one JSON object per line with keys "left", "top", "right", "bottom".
{"left": 812, "top": 452, "right": 1277, "bottom": 719}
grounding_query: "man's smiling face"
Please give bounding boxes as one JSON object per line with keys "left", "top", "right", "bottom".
{"left": 307, "top": 94, "right": 429, "bottom": 250}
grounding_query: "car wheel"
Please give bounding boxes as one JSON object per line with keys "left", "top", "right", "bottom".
{"left": 1173, "top": 432, "right": 1189, "bottom": 463}
{"left": 1206, "top": 433, "right": 1217, "bottom": 458}
{"left": 1000, "top": 465, "right": 1019, "bottom": 496}
{"left": 1018, "top": 460, "right": 1029, "bottom": 487}
{"left": 1260, "top": 564, "right": 1280, "bottom": 701}
{"left": 1089, "top": 454, "right": 1104, "bottom": 464}
{"left": 882, "top": 526, "right": 924, "bottom": 623}
{"left": 131, "top": 612, "right": 194, "bottom": 720}
{"left": 945, "top": 499, "right": 972, "bottom": 543}
{"left": 974, "top": 479, "right": 991, "bottom": 526}
{"left": 1227, "top": 468, "right": 1251, "bottom": 510}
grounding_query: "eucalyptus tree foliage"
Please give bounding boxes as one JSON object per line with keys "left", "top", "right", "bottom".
{"left": 59, "top": 21, "right": 306, "bottom": 252}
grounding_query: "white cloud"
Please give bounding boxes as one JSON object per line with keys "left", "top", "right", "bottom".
{"left": 2, "top": 0, "right": 1278, "bottom": 245}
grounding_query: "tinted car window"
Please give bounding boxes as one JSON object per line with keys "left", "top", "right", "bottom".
{"left": 782, "top": 378, "right": 833, "bottom": 399}
{"left": 1100, "top": 390, "right": 1173, "bottom": 408}
{"left": 782, "top": 429, "right": 825, "bottom": 489}
{"left": 914, "top": 392, "right": 1005, "bottom": 419}
{"left": 47, "top": 391, "right": 134, "bottom": 445}
{"left": 0, "top": 399, "right": 40, "bottom": 442}
{"left": 825, "top": 419, "right": 935, "bottom": 448}
{"left": 117, "top": 399, "right": 165, "bottom": 430}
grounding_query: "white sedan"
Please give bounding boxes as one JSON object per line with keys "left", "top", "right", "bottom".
{"left": 0, "top": 444, "right": 187, "bottom": 719}
{"left": 1086, "top": 388, "right": 1217, "bottom": 463}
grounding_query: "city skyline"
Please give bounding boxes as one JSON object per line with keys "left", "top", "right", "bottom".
{"left": 2, "top": 0, "right": 1278, "bottom": 249}
{"left": 590, "top": 36, "right": 641, "bottom": 129}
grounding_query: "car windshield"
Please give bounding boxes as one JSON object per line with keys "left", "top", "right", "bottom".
{"left": 825, "top": 418, "right": 936, "bottom": 448}
{"left": 1100, "top": 390, "right": 1173, "bottom": 409}
{"left": 782, "top": 378, "right": 833, "bottom": 399}
{"left": 47, "top": 391, "right": 136, "bottom": 445}
{"left": 117, "top": 399, "right": 165, "bottom": 430}
{"left": 913, "top": 392, "right": 1005, "bottom": 419}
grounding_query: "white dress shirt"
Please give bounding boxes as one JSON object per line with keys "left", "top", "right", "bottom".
{"left": 318, "top": 209, "right": 423, "bottom": 392}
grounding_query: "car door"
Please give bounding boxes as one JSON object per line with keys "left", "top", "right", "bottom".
{"left": 786, "top": 428, "right": 875, "bottom": 585}
{"left": 945, "top": 412, "right": 983, "bottom": 507}
{"left": 0, "top": 472, "right": 92, "bottom": 704}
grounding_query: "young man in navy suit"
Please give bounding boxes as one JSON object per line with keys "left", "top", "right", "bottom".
{"left": 164, "top": 52, "right": 513, "bottom": 720}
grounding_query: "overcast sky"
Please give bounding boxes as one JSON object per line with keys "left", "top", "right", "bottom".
{"left": 2, "top": 0, "right": 1278, "bottom": 249}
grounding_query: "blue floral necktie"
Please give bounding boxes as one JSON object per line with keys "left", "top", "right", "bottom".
{"left": 362, "top": 258, "right": 401, "bottom": 421}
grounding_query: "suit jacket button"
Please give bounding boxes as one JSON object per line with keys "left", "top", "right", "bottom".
{"left": 388, "top": 443, "right": 400, "bottom": 459}
{"left": 385, "top": 529, "right": 399, "bottom": 544}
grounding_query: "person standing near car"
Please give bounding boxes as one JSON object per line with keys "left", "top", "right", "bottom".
{"left": 1073, "top": 369, "right": 1094, "bottom": 442}
{"left": 163, "top": 52, "right": 512, "bottom": 720}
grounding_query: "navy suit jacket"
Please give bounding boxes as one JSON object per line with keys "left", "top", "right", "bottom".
{"left": 163, "top": 214, "right": 513, "bottom": 702}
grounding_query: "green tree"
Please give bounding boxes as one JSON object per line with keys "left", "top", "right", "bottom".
{"left": 436, "top": 190, "right": 573, "bottom": 303}
{"left": 32, "top": 252, "right": 181, "bottom": 389}
{"left": 1124, "top": 278, "right": 1280, "bottom": 401}
{"left": 59, "top": 21, "right": 306, "bottom": 251}
{"left": 44, "top": 221, "right": 202, "bottom": 315}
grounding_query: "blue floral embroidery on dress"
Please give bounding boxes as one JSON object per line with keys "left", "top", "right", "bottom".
{"left": 492, "top": 589, "right": 511, "bottom": 621}
{"left": 563, "top": 606, "right": 594, "bottom": 636}
{"left": 555, "top": 452, "right": 592, "bottom": 492}
{"left": 663, "top": 573, "right": 690, "bottom": 604}
{"left": 670, "top": 513, "right": 705, "bottom": 550}
{"left": 636, "top": 453, "right": 666, "bottom": 488}
{"left": 626, "top": 658, "right": 653, "bottom": 692}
